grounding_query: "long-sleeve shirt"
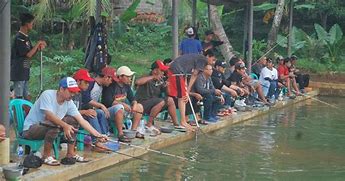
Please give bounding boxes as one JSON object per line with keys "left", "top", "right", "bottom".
{"left": 194, "top": 73, "right": 215, "bottom": 95}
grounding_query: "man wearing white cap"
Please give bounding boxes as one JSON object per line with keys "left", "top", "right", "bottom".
{"left": 179, "top": 27, "right": 202, "bottom": 55}
{"left": 23, "top": 77, "right": 108, "bottom": 166}
{"left": 102, "top": 66, "right": 145, "bottom": 140}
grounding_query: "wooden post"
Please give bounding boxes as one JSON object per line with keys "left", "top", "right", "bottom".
{"left": 288, "top": 0, "right": 294, "bottom": 57}
{"left": 172, "top": 0, "right": 179, "bottom": 59}
{"left": 247, "top": 0, "right": 253, "bottom": 73}
{"left": 0, "top": 0, "right": 11, "bottom": 164}
{"left": 192, "top": 0, "right": 197, "bottom": 27}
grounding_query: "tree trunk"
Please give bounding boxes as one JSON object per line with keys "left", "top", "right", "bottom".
{"left": 247, "top": 0, "right": 253, "bottom": 73}
{"left": 320, "top": 13, "right": 328, "bottom": 29}
{"left": 209, "top": 5, "right": 235, "bottom": 62}
{"left": 267, "top": 0, "right": 285, "bottom": 51}
{"left": 287, "top": 0, "right": 294, "bottom": 57}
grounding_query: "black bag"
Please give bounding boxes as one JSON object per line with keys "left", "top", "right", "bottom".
{"left": 23, "top": 153, "right": 42, "bottom": 168}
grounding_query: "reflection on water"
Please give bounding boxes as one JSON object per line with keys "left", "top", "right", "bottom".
{"left": 77, "top": 97, "right": 345, "bottom": 181}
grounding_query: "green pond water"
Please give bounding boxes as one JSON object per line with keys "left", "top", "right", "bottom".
{"left": 77, "top": 97, "right": 345, "bottom": 181}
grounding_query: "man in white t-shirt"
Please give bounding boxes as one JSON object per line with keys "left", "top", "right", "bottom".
{"left": 259, "top": 58, "right": 278, "bottom": 99}
{"left": 23, "top": 77, "right": 107, "bottom": 166}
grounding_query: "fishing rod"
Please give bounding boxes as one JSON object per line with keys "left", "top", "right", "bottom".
{"left": 251, "top": 33, "right": 291, "bottom": 67}
{"left": 292, "top": 90, "right": 341, "bottom": 110}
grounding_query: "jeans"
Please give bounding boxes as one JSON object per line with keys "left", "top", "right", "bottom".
{"left": 267, "top": 80, "right": 279, "bottom": 99}
{"left": 202, "top": 93, "right": 220, "bottom": 119}
{"left": 84, "top": 109, "right": 108, "bottom": 143}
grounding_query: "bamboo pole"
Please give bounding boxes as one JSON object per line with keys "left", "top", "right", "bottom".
{"left": 172, "top": 0, "right": 179, "bottom": 59}
{"left": 288, "top": 0, "right": 294, "bottom": 57}
{"left": 247, "top": 0, "right": 253, "bottom": 73}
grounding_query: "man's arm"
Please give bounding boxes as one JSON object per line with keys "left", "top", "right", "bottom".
{"left": 26, "top": 40, "right": 46, "bottom": 58}
{"left": 44, "top": 110, "right": 77, "bottom": 139}
{"left": 187, "top": 70, "right": 199, "bottom": 93}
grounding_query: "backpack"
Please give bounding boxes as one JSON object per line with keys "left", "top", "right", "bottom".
{"left": 23, "top": 153, "right": 42, "bottom": 168}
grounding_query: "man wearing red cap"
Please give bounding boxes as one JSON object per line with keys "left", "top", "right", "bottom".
{"left": 73, "top": 69, "right": 110, "bottom": 152}
{"left": 135, "top": 60, "right": 180, "bottom": 136}
{"left": 22, "top": 77, "right": 108, "bottom": 166}
{"left": 80, "top": 66, "right": 130, "bottom": 142}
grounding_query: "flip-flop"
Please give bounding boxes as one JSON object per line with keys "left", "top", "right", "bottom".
{"left": 43, "top": 156, "right": 60, "bottom": 166}
{"left": 92, "top": 145, "right": 111, "bottom": 154}
{"left": 73, "top": 154, "right": 90, "bottom": 163}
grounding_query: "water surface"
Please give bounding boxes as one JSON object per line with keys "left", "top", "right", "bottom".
{"left": 77, "top": 97, "right": 345, "bottom": 181}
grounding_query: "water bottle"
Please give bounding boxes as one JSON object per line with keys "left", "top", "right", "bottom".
{"left": 270, "top": 95, "right": 276, "bottom": 104}
{"left": 138, "top": 119, "right": 146, "bottom": 135}
{"left": 124, "top": 119, "right": 132, "bottom": 130}
{"left": 278, "top": 91, "right": 284, "bottom": 101}
{"left": 17, "top": 145, "right": 24, "bottom": 166}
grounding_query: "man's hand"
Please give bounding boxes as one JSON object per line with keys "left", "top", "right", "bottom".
{"left": 182, "top": 96, "right": 189, "bottom": 103}
{"left": 100, "top": 105, "right": 110, "bottom": 118}
{"left": 62, "top": 124, "right": 77, "bottom": 140}
{"left": 83, "top": 109, "right": 97, "bottom": 118}
{"left": 220, "top": 95, "right": 225, "bottom": 104}
{"left": 194, "top": 93, "right": 203, "bottom": 101}
{"left": 96, "top": 134, "right": 109, "bottom": 143}
{"left": 215, "top": 89, "right": 222, "bottom": 96}
{"left": 38, "top": 40, "right": 47, "bottom": 50}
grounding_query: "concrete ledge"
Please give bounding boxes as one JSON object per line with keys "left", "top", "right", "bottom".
{"left": 21, "top": 90, "right": 319, "bottom": 181}
{"left": 309, "top": 81, "right": 345, "bottom": 96}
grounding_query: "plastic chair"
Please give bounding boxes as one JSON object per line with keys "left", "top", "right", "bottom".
{"left": 250, "top": 73, "right": 258, "bottom": 80}
{"left": 9, "top": 99, "right": 60, "bottom": 159}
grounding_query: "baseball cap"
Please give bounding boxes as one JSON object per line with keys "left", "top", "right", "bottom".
{"left": 186, "top": 27, "right": 194, "bottom": 36}
{"left": 101, "top": 66, "right": 119, "bottom": 81}
{"left": 215, "top": 60, "right": 226, "bottom": 68}
{"left": 151, "top": 60, "right": 169, "bottom": 71}
{"left": 117, "top": 66, "right": 135, "bottom": 76}
{"left": 73, "top": 69, "right": 94, "bottom": 82}
{"left": 59, "top": 77, "right": 80, "bottom": 93}
{"left": 235, "top": 62, "right": 246, "bottom": 70}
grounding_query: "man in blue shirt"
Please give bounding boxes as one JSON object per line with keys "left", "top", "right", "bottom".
{"left": 179, "top": 27, "right": 202, "bottom": 55}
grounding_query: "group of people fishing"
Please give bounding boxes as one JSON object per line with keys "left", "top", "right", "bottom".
{"left": 8, "top": 13, "right": 309, "bottom": 166}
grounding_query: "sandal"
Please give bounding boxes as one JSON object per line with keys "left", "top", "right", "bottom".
{"left": 174, "top": 125, "right": 185, "bottom": 129}
{"left": 61, "top": 157, "right": 76, "bottom": 165}
{"left": 73, "top": 154, "right": 89, "bottom": 163}
{"left": 118, "top": 134, "right": 131, "bottom": 143}
{"left": 135, "top": 132, "right": 145, "bottom": 139}
{"left": 43, "top": 156, "right": 60, "bottom": 166}
{"left": 146, "top": 126, "right": 161, "bottom": 137}
{"left": 198, "top": 120, "right": 208, "bottom": 125}
{"left": 189, "top": 121, "right": 197, "bottom": 126}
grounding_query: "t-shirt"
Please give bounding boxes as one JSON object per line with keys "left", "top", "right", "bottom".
{"left": 11, "top": 32, "right": 32, "bottom": 81}
{"left": 259, "top": 67, "right": 278, "bottom": 85}
{"left": 277, "top": 65, "right": 289, "bottom": 79}
{"left": 72, "top": 93, "right": 83, "bottom": 110}
{"left": 23, "top": 90, "right": 80, "bottom": 131}
{"left": 81, "top": 81, "right": 96, "bottom": 110}
{"left": 90, "top": 82, "right": 103, "bottom": 102}
{"left": 135, "top": 76, "right": 165, "bottom": 103}
{"left": 211, "top": 69, "right": 231, "bottom": 89}
{"left": 179, "top": 38, "right": 202, "bottom": 55}
{"left": 169, "top": 54, "right": 208, "bottom": 75}
{"left": 229, "top": 71, "right": 243, "bottom": 85}
{"left": 102, "top": 82, "right": 135, "bottom": 108}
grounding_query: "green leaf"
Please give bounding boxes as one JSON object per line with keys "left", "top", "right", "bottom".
{"left": 277, "top": 34, "right": 287, "bottom": 48}
{"left": 253, "top": 3, "right": 276, "bottom": 12}
{"left": 329, "top": 24, "right": 343, "bottom": 45}
{"left": 314, "top": 23, "right": 328, "bottom": 44}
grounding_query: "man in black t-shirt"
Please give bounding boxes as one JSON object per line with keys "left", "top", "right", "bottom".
{"left": 11, "top": 13, "right": 47, "bottom": 99}
{"left": 102, "top": 66, "right": 145, "bottom": 139}
{"left": 135, "top": 60, "right": 180, "bottom": 136}
{"left": 202, "top": 30, "right": 223, "bottom": 57}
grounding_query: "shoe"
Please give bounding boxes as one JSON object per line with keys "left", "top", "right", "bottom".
{"left": 146, "top": 126, "right": 161, "bottom": 136}
{"left": 206, "top": 117, "right": 218, "bottom": 123}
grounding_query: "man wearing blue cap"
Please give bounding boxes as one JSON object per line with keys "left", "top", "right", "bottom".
{"left": 22, "top": 77, "right": 108, "bottom": 166}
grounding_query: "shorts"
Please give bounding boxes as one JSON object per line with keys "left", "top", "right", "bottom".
{"left": 167, "top": 70, "right": 187, "bottom": 98}
{"left": 140, "top": 98, "right": 165, "bottom": 114}
{"left": 108, "top": 104, "right": 125, "bottom": 121}
{"left": 13, "top": 81, "right": 29, "bottom": 98}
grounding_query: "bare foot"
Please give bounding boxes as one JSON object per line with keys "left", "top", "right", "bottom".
{"left": 181, "top": 122, "right": 195, "bottom": 132}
